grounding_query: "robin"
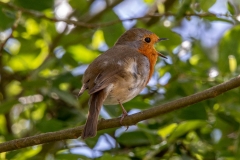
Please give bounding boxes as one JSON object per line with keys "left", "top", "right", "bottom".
{"left": 78, "top": 28, "right": 167, "bottom": 139}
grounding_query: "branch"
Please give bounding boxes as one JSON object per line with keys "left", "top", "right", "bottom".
{"left": 0, "top": 1, "right": 236, "bottom": 29}
{"left": 0, "top": 75, "right": 240, "bottom": 153}
{"left": 0, "top": 1, "right": 123, "bottom": 28}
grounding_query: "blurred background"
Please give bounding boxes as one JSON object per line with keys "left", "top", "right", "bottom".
{"left": 0, "top": 0, "right": 240, "bottom": 159}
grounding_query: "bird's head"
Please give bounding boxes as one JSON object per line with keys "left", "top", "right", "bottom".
{"left": 115, "top": 28, "right": 167, "bottom": 59}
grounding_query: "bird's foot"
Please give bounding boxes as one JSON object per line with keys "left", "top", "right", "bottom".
{"left": 118, "top": 100, "right": 129, "bottom": 131}
{"left": 120, "top": 112, "right": 129, "bottom": 131}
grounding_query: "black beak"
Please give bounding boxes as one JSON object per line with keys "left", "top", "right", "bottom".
{"left": 158, "top": 52, "right": 167, "bottom": 59}
{"left": 158, "top": 38, "right": 168, "bottom": 41}
{"left": 157, "top": 38, "right": 168, "bottom": 59}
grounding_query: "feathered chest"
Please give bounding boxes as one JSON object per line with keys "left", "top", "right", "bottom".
{"left": 103, "top": 56, "right": 150, "bottom": 105}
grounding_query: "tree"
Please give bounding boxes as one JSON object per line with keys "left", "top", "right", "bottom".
{"left": 0, "top": 0, "right": 240, "bottom": 159}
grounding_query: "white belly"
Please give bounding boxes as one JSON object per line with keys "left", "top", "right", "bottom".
{"left": 103, "top": 82, "right": 145, "bottom": 105}
{"left": 103, "top": 61, "right": 148, "bottom": 105}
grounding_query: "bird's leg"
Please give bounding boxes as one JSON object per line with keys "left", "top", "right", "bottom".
{"left": 118, "top": 100, "right": 129, "bottom": 130}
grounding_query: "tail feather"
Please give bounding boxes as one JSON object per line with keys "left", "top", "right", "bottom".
{"left": 81, "top": 91, "right": 105, "bottom": 139}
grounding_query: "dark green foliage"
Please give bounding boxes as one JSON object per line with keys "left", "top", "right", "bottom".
{"left": 0, "top": 0, "right": 240, "bottom": 159}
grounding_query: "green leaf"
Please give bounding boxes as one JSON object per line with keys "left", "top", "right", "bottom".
{"left": 101, "top": 11, "right": 124, "bottom": 47}
{"left": 178, "top": 103, "right": 208, "bottom": 120}
{"left": 67, "top": 45, "right": 99, "bottom": 64}
{"left": 158, "top": 123, "right": 178, "bottom": 139}
{"left": 218, "top": 25, "right": 240, "bottom": 74}
{"left": 36, "top": 119, "right": 63, "bottom": 132}
{"left": 117, "top": 130, "right": 151, "bottom": 147}
{"left": 99, "top": 153, "right": 131, "bottom": 160}
{"left": 15, "top": 0, "right": 54, "bottom": 11}
{"left": 21, "top": 79, "right": 47, "bottom": 89}
{"left": 92, "top": 29, "right": 105, "bottom": 49}
{"left": 7, "top": 53, "right": 40, "bottom": 71}
{"left": 150, "top": 25, "right": 181, "bottom": 51}
{"left": 69, "top": 0, "right": 89, "bottom": 12}
{"left": 0, "top": 115, "right": 7, "bottom": 134}
{"left": 56, "top": 153, "right": 90, "bottom": 159}
{"left": 0, "top": 7, "right": 15, "bottom": 30}
{"left": 6, "top": 80, "right": 22, "bottom": 96}
{"left": 30, "top": 58, "right": 57, "bottom": 79}
{"left": 0, "top": 100, "right": 18, "bottom": 114}
{"left": 227, "top": 1, "right": 235, "bottom": 15}
{"left": 168, "top": 120, "right": 207, "bottom": 142}
{"left": 49, "top": 88, "right": 79, "bottom": 107}
{"left": 198, "top": 0, "right": 216, "bottom": 12}
{"left": 9, "top": 146, "right": 42, "bottom": 160}
{"left": 61, "top": 53, "right": 79, "bottom": 67}
{"left": 124, "top": 97, "right": 151, "bottom": 110}
{"left": 176, "top": 0, "right": 193, "bottom": 20}
{"left": 204, "top": 17, "right": 234, "bottom": 24}
{"left": 217, "top": 112, "right": 239, "bottom": 129}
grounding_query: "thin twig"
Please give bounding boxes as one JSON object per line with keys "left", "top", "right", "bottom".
{"left": 0, "top": 75, "right": 239, "bottom": 153}
{"left": 0, "top": 2, "right": 236, "bottom": 29}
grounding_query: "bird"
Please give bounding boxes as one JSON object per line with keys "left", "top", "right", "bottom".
{"left": 78, "top": 28, "right": 167, "bottom": 139}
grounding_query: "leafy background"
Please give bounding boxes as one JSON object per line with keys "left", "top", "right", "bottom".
{"left": 0, "top": 0, "right": 240, "bottom": 159}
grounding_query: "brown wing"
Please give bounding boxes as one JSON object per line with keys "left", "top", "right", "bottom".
{"left": 88, "top": 69, "right": 119, "bottom": 94}
{"left": 81, "top": 45, "right": 149, "bottom": 95}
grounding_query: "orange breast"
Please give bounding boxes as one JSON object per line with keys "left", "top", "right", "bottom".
{"left": 138, "top": 44, "right": 158, "bottom": 84}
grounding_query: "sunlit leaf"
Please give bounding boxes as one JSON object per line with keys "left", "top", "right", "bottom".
{"left": 92, "top": 29, "right": 105, "bottom": 49}
{"left": 25, "top": 19, "right": 40, "bottom": 35}
{"left": 31, "top": 58, "right": 57, "bottom": 78}
{"left": 189, "top": 54, "right": 200, "bottom": 65}
{"left": 31, "top": 103, "right": 46, "bottom": 121}
{"left": 0, "top": 115, "right": 7, "bottom": 134}
{"left": 157, "top": 3, "right": 165, "bottom": 14}
{"left": 67, "top": 45, "right": 99, "bottom": 64}
{"left": 6, "top": 80, "right": 22, "bottom": 96}
{"left": 7, "top": 53, "right": 41, "bottom": 71}
{"left": 143, "top": 0, "right": 155, "bottom": 5}
{"left": 158, "top": 123, "right": 178, "bottom": 139}
{"left": 228, "top": 55, "right": 237, "bottom": 73}
{"left": 168, "top": 120, "right": 207, "bottom": 142}
{"left": 12, "top": 145, "right": 42, "bottom": 160}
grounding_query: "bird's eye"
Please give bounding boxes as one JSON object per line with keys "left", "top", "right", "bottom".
{"left": 145, "top": 37, "right": 151, "bottom": 43}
